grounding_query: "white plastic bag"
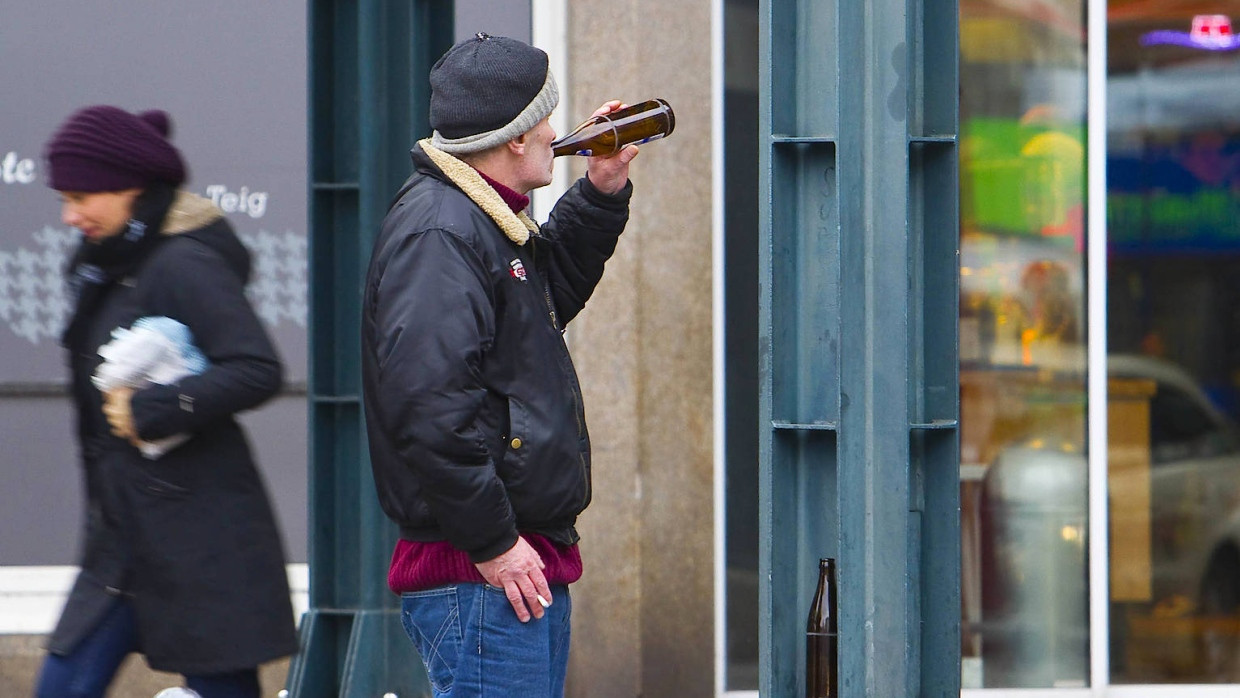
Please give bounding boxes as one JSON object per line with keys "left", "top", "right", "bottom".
{"left": 92, "top": 316, "right": 207, "bottom": 459}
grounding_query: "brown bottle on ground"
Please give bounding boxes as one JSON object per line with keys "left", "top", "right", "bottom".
{"left": 806, "top": 557, "right": 838, "bottom": 698}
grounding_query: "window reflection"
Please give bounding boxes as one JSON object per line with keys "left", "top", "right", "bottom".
{"left": 1108, "top": 3, "right": 1240, "bottom": 685}
{"left": 959, "top": 0, "right": 1089, "bottom": 688}
{"left": 723, "top": 0, "right": 761, "bottom": 689}
{"left": 961, "top": 0, "right": 1240, "bottom": 689}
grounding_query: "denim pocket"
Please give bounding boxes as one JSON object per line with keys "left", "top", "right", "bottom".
{"left": 401, "top": 587, "right": 462, "bottom": 694}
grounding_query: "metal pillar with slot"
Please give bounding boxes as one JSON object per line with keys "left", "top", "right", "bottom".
{"left": 758, "top": 0, "right": 961, "bottom": 695}
{"left": 285, "top": 2, "right": 452, "bottom": 696}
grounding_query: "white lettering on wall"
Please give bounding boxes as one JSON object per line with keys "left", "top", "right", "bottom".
{"left": 2, "top": 152, "right": 37, "bottom": 184}
{"left": 204, "top": 184, "right": 268, "bottom": 218}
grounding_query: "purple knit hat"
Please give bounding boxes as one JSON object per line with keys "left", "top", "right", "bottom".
{"left": 44, "top": 105, "right": 187, "bottom": 192}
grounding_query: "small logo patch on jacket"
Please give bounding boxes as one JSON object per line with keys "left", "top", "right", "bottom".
{"left": 509, "top": 258, "right": 528, "bottom": 282}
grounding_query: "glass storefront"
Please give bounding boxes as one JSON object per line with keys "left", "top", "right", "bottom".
{"left": 723, "top": 0, "right": 761, "bottom": 691}
{"left": 960, "top": 0, "right": 1240, "bottom": 690}
{"left": 959, "top": 1, "right": 1089, "bottom": 688}
{"left": 1107, "top": 2, "right": 1240, "bottom": 685}
{"left": 722, "top": 0, "right": 1240, "bottom": 693}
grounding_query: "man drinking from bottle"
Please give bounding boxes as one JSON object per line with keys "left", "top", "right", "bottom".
{"left": 360, "top": 32, "right": 639, "bottom": 697}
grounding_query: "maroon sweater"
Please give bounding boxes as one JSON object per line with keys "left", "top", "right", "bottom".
{"left": 387, "top": 168, "right": 583, "bottom": 594}
{"left": 388, "top": 536, "right": 583, "bottom": 593}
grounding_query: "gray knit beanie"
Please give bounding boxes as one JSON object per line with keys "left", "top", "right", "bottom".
{"left": 429, "top": 33, "right": 559, "bottom": 155}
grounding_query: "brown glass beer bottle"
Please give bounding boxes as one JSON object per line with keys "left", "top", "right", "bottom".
{"left": 806, "top": 557, "right": 838, "bottom": 698}
{"left": 550, "top": 98, "right": 676, "bottom": 157}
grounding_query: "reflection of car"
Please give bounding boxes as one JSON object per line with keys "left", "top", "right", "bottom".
{"left": 1110, "top": 355, "right": 1240, "bottom": 681}
{"left": 980, "top": 354, "right": 1240, "bottom": 686}
{"left": 1109, "top": 355, "right": 1240, "bottom": 598}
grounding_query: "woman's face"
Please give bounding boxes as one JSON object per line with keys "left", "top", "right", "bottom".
{"left": 59, "top": 189, "right": 142, "bottom": 242}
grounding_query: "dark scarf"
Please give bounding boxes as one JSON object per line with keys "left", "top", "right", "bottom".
{"left": 61, "top": 185, "right": 177, "bottom": 353}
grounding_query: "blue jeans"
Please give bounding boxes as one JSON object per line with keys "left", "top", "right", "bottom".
{"left": 34, "top": 598, "right": 261, "bottom": 698}
{"left": 400, "top": 583, "right": 572, "bottom": 698}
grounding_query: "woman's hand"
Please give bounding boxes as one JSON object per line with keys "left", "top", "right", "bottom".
{"left": 102, "top": 387, "right": 139, "bottom": 444}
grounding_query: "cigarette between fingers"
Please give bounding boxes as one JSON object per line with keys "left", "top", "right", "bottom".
{"left": 537, "top": 594, "right": 551, "bottom": 608}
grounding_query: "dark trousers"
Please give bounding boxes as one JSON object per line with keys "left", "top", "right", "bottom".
{"left": 34, "top": 598, "right": 261, "bottom": 698}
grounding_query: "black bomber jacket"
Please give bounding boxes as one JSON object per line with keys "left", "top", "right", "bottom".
{"left": 361, "top": 140, "right": 631, "bottom": 563}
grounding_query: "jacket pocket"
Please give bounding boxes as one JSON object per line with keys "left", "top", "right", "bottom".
{"left": 138, "top": 475, "right": 191, "bottom": 500}
{"left": 500, "top": 396, "right": 530, "bottom": 473}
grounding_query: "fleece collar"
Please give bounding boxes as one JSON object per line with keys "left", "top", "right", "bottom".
{"left": 418, "top": 138, "right": 539, "bottom": 246}
{"left": 162, "top": 191, "right": 223, "bottom": 236}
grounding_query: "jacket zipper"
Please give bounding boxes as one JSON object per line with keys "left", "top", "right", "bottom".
{"left": 543, "top": 283, "right": 560, "bottom": 331}
{"left": 531, "top": 236, "right": 588, "bottom": 506}
{"left": 530, "top": 237, "right": 560, "bottom": 331}
{"left": 532, "top": 238, "right": 580, "bottom": 434}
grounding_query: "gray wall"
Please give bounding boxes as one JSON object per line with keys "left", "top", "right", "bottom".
{"left": 0, "top": 0, "right": 541, "bottom": 572}
{"left": 454, "top": 0, "right": 531, "bottom": 42}
{"left": 0, "top": 0, "right": 309, "bottom": 564}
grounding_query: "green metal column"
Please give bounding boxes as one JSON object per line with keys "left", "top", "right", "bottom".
{"left": 287, "top": 2, "right": 452, "bottom": 696}
{"left": 757, "top": 0, "right": 960, "bottom": 695}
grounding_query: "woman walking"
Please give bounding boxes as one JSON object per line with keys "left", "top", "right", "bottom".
{"left": 34, "top": 105, "right": 296, "bottom": 698}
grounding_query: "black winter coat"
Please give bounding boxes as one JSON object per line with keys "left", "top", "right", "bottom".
{"left": 361, "top": 141, "right": 631, "bottom": 563}
{"left": 50, "top": 192, "right": 296, "bottom": 674}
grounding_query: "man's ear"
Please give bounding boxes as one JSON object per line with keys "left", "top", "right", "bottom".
{"left": 507, "top": 132, "right": 527, "bottom": 156}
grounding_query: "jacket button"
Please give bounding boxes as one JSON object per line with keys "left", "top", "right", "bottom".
{"left": 510, "top": 438, "right": 522, "bottom": 449}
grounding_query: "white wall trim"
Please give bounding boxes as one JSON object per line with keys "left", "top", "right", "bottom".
{"left": 531, "top": 0, "right": 571, "bottom": 222}
{"left": 0, "top": 566, "right": 76, "bottom": 635}
{"left": 0, "top": 564, "right": 309, "bottom": 635}
{"left": 965, "top": 689, "right": 1240, "bottom": 698}
{"left": 964, "top": 691, "right": 1092, "bottom": 698}
{"left": 1086, "top": 0, "right": 1110, "bottom": 692}
{"left": 1105, "top": 688, "right": 1240, "bottom": 698}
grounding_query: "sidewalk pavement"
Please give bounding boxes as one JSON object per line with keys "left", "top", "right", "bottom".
{"left": 0, "top": 634, "right": 290, "bottom": 697}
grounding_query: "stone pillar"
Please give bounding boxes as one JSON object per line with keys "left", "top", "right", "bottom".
{"left": 560, "top": 1, "right": 716, "bottom": 696}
